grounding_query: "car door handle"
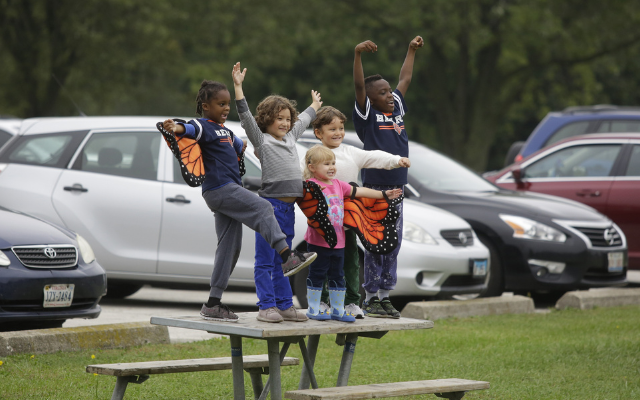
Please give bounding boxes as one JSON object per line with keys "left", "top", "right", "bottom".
{"left": 166, "top": 196, "right": 191, "bottom": 204}
{"left": 590, "top": 191, "right": 601, "bottom": 197}
{"left": 576, "top": 190, "right": 601, "bottom": 197}
{"left": 64, "top": 184, "right": 88, "bottom": 193}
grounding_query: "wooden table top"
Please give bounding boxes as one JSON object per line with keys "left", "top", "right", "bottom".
{"left": 151, "top": 312, "right": 433, "bottom": 339}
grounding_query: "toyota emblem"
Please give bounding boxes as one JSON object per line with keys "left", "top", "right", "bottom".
{"left": 43, "top": 248, "right": 57, "bottom": 259}
{"left": 603, "top": 228, "right": 616, "bottom": 246}
{"left": 458, "top": 232, "right": 468, "bottom": 245}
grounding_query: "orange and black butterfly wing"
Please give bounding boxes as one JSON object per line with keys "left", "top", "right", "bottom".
{"left": 156, "top": 120, "right": 205, "bottom": 187}
{"left": 343, "top": 194, "right": 403, "bottom": 254}
{"left": 296, "top": 181, "right": 338, "bottom": 248}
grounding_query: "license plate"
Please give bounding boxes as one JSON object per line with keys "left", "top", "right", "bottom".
{"left": 43, "top": 284, "right": 75, "bottom": 308}
{"left": 608, "top": 252, "right": 624, "bottom": 273}
{"left": 472, "top": 260, "right": 488, "bottom": 277}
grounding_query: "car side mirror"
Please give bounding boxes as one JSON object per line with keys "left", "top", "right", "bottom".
{"left": 511, "top": 166, "right": 526, "bottom": 189}
{"left": 243, "top": 176, "right": 262, "bottom": 192}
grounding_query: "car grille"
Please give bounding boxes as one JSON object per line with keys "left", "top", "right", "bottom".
{"left": 441, "top": 229, "right": 474, "bottom": 247}
{"left": 571, "top": 226, "right": 623, "bottom": 247}
{"left": 12, "top": 245, "right": 78, "bottom": 268}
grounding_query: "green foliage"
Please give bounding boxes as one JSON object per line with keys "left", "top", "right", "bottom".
{"left": 2, "top": 0, "right": 640, "bottom": 169}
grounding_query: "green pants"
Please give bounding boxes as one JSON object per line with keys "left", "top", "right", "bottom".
{"left": 321, "top": 229, "right": 361, "bottom": 306}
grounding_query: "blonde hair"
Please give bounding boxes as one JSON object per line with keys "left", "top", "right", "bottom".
{"left": 303, "top": 145, "right": 335, "bottom": 180}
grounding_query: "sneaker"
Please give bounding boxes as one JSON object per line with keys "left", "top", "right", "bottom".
{"left": 257, "top": 307, "right": 284, "bottom": 323}
{"left": 345, "top": 303, "right": 365, "bottom": 319}
{"left": 319, "top": 301, "right": 331, "bottom": 315}
{"left": 278, "top": 306, "right": 308, "bottom": 322}
{"left": 282, "top": 250, "right": 317, "bottom": 277}
{"left": 331, "top": 307, "right": 356, "bottom": 323}
{"left": 379, "top": 297, "right": 401, "bottom": 318}
{"left": 361, "top": 297, "right": 387, "bottom": 318}
{"left": 200, "top": 304, "right": 238, "bottom": 322}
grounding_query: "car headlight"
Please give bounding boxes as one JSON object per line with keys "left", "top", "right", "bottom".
{"left": 0, "top": 251, "right": 10, "bottom": 266}
{"left": 403, "top": 221, "right": 438, "bottom": 245}
{"left": 499, "top": 214, "right": 566, "bottom": 242}
{"left": 76, "top": 234, "right": 96, "bottom": 264}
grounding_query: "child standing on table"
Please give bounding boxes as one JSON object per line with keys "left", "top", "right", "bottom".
{"left": 162, "top": 80, "right": 314, "bottom": 323}
{"left": 232, "top": 62, "right": 320, "bottom": 323}
{"left": 308, "top": 106, "right": 410, "bottom": 319}
{"left": 353, "top": 36, "right": 423, "bottom": 318}
{"left": 303, "top": 145, "right": 402, "bottom": 322}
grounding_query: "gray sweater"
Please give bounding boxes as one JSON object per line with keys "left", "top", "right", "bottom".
{"left": 237, "top": 97, "right": 315, "bottom": 198}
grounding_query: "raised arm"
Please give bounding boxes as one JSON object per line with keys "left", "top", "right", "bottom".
{"left": 232, "top": 62, "right": 264, "bottom": 148}
{"left": 354, "top": 40, "right": 377, "bottom": 110}
{"left": 396, "top": 36, "right": 424, "bottom": 96}
{"left": 291, "top": 90, "right": 322, "bottom": 140}
{"left": 232, "top": 62, "right": 247, "bottom": 101}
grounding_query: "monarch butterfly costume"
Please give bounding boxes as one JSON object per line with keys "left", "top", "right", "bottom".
{"left": 297, "top": 180, "right": 402, "bottom": 254}
{"left": 156, "top": 119, "right": 245, "bottom": 187}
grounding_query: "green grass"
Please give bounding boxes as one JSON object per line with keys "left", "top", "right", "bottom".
{"left": 1, "top": 306, "right": 639, "bottom": 399}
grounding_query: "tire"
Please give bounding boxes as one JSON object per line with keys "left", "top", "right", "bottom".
{"left": 504, "top": 141, "right": 525, "bottom": 167}
{"left": 105, "top": 282, "right": 143, "bottom": 299}
{"left": 476, "top": 235, "right": 504, "bottom": 297}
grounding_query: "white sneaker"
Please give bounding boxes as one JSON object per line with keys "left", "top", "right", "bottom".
{"left": 345, "top": 303, "right": 365, "bottom": 319}
{"left": 319, "top": 301, "right": 331, "bottom": 316}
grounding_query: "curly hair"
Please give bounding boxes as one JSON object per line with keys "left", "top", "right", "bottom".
{"left": 195, "top": 80, "right": 228, "bottom": 117}
{"left": 364, "top": 74, "right": 385, "bottom": 92}
{"left": 255, "top": 95, "right": 299, "bottom": 133}
{"left": 311, "top": 106, "right": 347, "bottom": 134}
{"left": 303, "top": 145, "right": 335, "bottom": 180}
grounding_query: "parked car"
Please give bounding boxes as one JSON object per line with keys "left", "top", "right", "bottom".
{"left": 0, "top": 206, "right": 106, "bottom": 329}
{"left": 299, "top": 132, "right": 628, "bottom": 298}
{"left": 0, "top": 117, "right": 489, "bottom": 307}
{"left": 505, "top": 105, "right": 640, "bottom": 166}
{"left": 485, "top": 133, "right": 640, "bottom": 284}
{"left": 0, "top": 116, "right": 21, "bottom": 150}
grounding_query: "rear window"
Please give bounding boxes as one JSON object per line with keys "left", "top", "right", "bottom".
{"left": 0, "top": 131, "right": 87, "bottom": 168}
{"left": 545, "top": 121, "right": 590, "bottom": 147}
{"left": 596, "top": 120, "right": 640, "bottom": 133}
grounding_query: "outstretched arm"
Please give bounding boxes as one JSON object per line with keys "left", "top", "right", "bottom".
{"left": 354, "top": 187, "right": 402, "bottom": 200}
{"left": 396, "top": 36, "right": 424, "bottom": 96}
{"left": 163, "top": 119, "right": 185, "bottom": 135}
{"left": 354, "top": 40, "right": 377, "bottom": 111}
{"left": 232, "top": 62, "right": 264, "bottom": 148}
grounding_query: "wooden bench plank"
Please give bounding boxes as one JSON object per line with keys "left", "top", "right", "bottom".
{"left": 285, "top": 379, "right": 490, "bottom": 400}
{"left": 87, "top": 355, "right": 299, "bottom": 376}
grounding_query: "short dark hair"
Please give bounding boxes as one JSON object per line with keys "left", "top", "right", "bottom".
{"left": 255, "top": 95, "right": 299, "bottom": 133}
{"left": 312, "top": 106, "right": 346, "bottom": 133}
{"left": 195, "top": 80, "right": 228, "bottom": 116}
{"left": 364, "top": 74, "right": 384, "bottom": 92}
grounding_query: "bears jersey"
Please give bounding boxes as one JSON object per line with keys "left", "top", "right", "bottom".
{"left": 352, "top": 88, "right": 409, "bottom": 186}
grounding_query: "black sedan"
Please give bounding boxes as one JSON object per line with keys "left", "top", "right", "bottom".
{"left": 299, "top": 133, "right": 628, "bottom": 298}
{"left": 0, "top": 206, "right": 107, "bottom": 330}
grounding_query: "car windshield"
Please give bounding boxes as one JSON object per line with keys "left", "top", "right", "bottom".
{"left": 408, "top": 142, "right": 498, "bottom": 192}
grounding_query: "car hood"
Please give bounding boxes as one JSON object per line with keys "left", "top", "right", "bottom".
{"left": 449, "top": 189, "right": 608, "bottom": 222}
{"left": 0, "top": 207, "right": 75, "bottom": 248}
{"left": 403, "top": 199, "right": 472, "bottom": 234}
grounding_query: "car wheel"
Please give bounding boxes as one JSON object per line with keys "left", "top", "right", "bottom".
{"left": 504, "top": 141, "right": 525, "bottom": 167}
{"left": 476, "top": 235, "right": 504, "bottom": 297}
{"left": 105, "top": 282, "right": 143, "bottom": 299}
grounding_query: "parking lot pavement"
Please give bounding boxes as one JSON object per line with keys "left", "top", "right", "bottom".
{"left": 63, "top": 287, "right": 282, "bottom": 343}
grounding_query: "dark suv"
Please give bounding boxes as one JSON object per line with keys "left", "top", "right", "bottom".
{"left": 505, "top": 105, "right": 640, "bottom": 166}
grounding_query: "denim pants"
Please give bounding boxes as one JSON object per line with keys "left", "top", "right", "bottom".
{"left": 362, "top": 184, "right": 404, "bottom": 293}
{"left": 254, "top": 198, "right": 295, "bottom": 310}
{"left": 307, "top": 244, "right": 345, "bottom": 289}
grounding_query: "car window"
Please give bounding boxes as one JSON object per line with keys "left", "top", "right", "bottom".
{"left": 0, "top": 130, "right": 11, "bottom": 149}
{"left": 625, "top": 145, "right": 640, "bottom": 176}
{"left": 596, "top": 120, "right": 640, "bottom": 133}
{"left": 1, "top": 133, "right": 79, "bottom": 167}
{"left": 523, "top": 144, "right": 622, "bottom": 178}
{"left": 74, "top": 131, "right": 160, "bottom": 180}
{"left": 545, "top": 121, "right": 590, "bottom": 147}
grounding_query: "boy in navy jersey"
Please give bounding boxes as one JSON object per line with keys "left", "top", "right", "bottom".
{"left": 353, "top": 36, "right": 423, "bottom": 318}
{"left": 162, "top": 80, "right": 316, "bottom": 323}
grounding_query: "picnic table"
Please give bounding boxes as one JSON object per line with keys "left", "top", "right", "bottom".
{"left": 151, "top": 312, "right": 433, "bottom": 400}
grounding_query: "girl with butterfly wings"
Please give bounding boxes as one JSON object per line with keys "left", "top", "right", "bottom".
{"left": 160, "top": 80, "right": 314, "bottom": 323}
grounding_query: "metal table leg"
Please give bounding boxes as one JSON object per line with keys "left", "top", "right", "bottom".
{"left": 298, "top": 334, "right": 320, "bottom": 389}
{"left": 259, "top": 342, "right": 291, "bottom": 400}
{"left": 336, "top": 332, "right": 359, "bottom": 387}
{"left": 230, "top": 335, "right": 245, "bottom": 400}
{"left": 267, "top": 339, "right": 282, "bottom": 400}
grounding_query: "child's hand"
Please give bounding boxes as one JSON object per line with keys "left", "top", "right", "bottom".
{"left": 310, "top": 90, "right": 323, "bottom": 111}
{"left": 163, "top": 119, "right": 177, "bottom": 133}
{"left": 232, "top": 62, "right": 247, "bottom": 86}
{"left": 409, "top": 36, "right": 424, "bottom": 50}
{"left": 399, "top": 157, "right": 411, "bottom": 168}
{"left": 355, "top": 40, "right": 377, "bottom": 54}
{"left": 242, "top": 139, "right": 248, "bottom": 153}
{"left": 385, "top": 189, "right": 403, "bottom": 200}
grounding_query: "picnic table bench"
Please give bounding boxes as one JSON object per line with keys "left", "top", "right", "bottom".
{"left": 87, "top": 354, "right": 299, "bottom": 400}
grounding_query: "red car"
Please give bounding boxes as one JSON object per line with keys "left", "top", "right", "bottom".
{"left": 486, "top": 133, "right": 640, "bottom": 283}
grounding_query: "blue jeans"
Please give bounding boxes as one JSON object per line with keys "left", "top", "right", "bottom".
{"left": 362, "top": 184, "right": 404, "bottom": 293}
{"left": 254, "top": 198, "right": 295, "bottom": 310}
{"left": 307, "top": 244, "right": 345, "bottom": 289}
